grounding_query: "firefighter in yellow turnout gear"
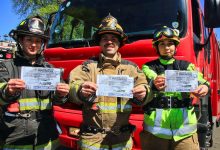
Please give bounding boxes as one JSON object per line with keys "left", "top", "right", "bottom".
{"left": 0, "top": 16, "right": 70, "bottom": 150}
{"left": 140, "top": 26, "right": 209, "bottom": 150}
{"left": 69, "top": 14, "right": 152, "bottom": 150}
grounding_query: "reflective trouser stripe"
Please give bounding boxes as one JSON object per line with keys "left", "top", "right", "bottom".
{"left": 35, "top": 139, "right": 60, "bottom": 150}
{"left": 2, "top": 139, "right": 59, "bottom": 150}
{"left": 80, "top": 137, "right": 133, "bottom": 150}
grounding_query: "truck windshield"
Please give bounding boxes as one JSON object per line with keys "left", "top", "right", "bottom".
{"left": 49, "top": 0, "right": 186, "bottom": 48}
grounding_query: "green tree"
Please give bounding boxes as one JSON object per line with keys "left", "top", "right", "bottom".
{"left": 11, "top": 0, "right": 60, "bottom": 18}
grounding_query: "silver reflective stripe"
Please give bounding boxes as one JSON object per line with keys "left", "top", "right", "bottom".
{"left": 155, "top": 109, "right": 163, "bottom": 126}
{"left": 98, "top": 104, "right": 132, "bottom": 111}
{"left": 4, "top": 112, "right": 18, "bottom": 117}
{"left": 144, "top": 124, "right": 173, "bottom": 136}
{"left": 144, "top": 124, "right": 197, "bottom": 136}
{"left": 173, "top": 124, "right": 197, "bottom": 136}
{"left": 20, "top": 101, "right": 39, "bottom": 107}
{"left": 182, "top": 108, "right": 189, "bottom": 125}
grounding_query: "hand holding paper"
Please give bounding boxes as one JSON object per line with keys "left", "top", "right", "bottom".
{"left": 153, "top": 75, "right": 166, "bottom": 91}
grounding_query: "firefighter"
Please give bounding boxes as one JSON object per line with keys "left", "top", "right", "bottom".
{"left": 69, "top": 14, "right": 152, "bottom": 150}
{"left": 140, "top": 26, "right": 209, "bottom": 150}
{"left": 0, "top": 15, "right": 69, "bottom": 150}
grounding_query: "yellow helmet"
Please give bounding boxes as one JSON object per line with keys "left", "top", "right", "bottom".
{"left": 152, "top": 26, "right": 180, "bottom": 47}
{"left": 93, "top": 14, "right": 127, "bottom": 46}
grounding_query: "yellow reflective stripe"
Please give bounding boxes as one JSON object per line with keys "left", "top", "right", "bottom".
{"left": 3, "top": 139, "right": 59, "bottom": 150}
{"left": 72, "top": 80, "right": 82, "bottom": 92}
{"left": 80, "top": 137, "right": 132, "bottom": 150}
{"left": 97, "top": 102, "right": 132, "bottom": 113}
{"left": 35, "top": 138, "right": 60, "bottom": 150}
{"left": 19, "top": 98, "right": 52, "bottom": 111}
{"left": 0, "top": 82, "right": 6, "bottom": 88}
{"left": 0, "top": 82, "right": 8, "bottom": 105}
{"left": 3, "top": 144, "right": 33, "bottom": 150}
{"left": 142, "top": 65, "right": 157, "bottom": 80}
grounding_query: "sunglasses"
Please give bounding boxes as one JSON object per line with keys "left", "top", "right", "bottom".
{"left": 153, "top": 28, "right": 179, "bottom": 41}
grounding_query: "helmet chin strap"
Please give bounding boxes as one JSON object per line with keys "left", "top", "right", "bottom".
{"left": 37, "top": 42, "right": 45, "bottom": 55}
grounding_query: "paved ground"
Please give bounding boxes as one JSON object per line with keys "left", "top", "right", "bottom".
{"left": 210, "top": 125, "right": 220, "bottom": 150}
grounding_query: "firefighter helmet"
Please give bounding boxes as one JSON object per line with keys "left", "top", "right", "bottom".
{"left": 9, "top": 15, "right": 49, "bottom": 41}
{"left": 152, "top": 26, "right": 180, "bottom": 47}
{"left": 93, "top": 14, "right": 127, "bottom": 46}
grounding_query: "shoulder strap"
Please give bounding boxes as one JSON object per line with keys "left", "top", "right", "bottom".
{"left": 173, "top": 59, "right": 190, "bottom": 70}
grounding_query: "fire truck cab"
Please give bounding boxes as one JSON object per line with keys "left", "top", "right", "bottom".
{"left": 44, "top": 0, "right": 220, "bottom": 149}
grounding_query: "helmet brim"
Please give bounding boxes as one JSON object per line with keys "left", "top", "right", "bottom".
{"left": 152, "top": 36, "right": 180, "bottom": 47}
{"left": 97, "top": 30, "right": 127, "bottom": 42}
{"left": 12, "top": 30, "right": 49, "bottom": 40}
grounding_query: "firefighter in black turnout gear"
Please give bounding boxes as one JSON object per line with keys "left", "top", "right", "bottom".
{"left": 0, "top": 15, "right": 70, "bottom": 150}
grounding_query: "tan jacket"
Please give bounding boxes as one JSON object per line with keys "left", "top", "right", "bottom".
{"left": 69, "top": 53, "right": 152, "bottom": 129}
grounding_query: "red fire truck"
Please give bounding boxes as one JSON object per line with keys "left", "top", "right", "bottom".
{"left": 44, "top": 0, "right": 220, "bottom": 149}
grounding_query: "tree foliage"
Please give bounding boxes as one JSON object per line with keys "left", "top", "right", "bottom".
{"left": 11, "top": 0, "right": 60, "bottom": 19}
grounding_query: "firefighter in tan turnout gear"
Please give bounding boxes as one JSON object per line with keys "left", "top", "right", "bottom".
{"left": 69, "top": 14, "right": 152, "bottom": 149}
{"left": 0, "top": 15, "right": 70, "bottom": 150}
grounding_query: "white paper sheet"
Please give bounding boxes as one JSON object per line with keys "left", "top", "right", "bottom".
{"left": 21, "top": 66, "right": 61, "bottom": 91}
{"left": 165, "top": 70, "right": 198, "bottom": 92}
{"left": 96, "top": 75, "right": 134, "bottom": 98}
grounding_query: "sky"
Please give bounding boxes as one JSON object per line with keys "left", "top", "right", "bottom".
{"left": 0, "top": 0, "right": 220, "bottom": 41}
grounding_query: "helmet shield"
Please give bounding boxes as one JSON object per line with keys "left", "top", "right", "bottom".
{"left": 28, "top": 18, "right": 45, "bottom": 34}
{"left": 9, "top": 16, "right": 49, "bottom": 41}
{"left": 93, "top": 14, "right": 127, "bottom": 46}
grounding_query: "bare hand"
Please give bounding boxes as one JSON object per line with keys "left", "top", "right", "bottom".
{"left": 132, "top": 85, "right": 146, "bottom": 100}
{"left": 56, "top": 83, "right": 70, "bottom": 97}
{"left": 191, "top": 85, "right": 209, "bottom": 98}
{"left": 6, "top": 79, "right": 25, "bottom": 95}
{"left": 153, "top": 76, "right": 166, "bottom": 91}
{"left": 80, "top": 81, "right": 97, "bottom": 98}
